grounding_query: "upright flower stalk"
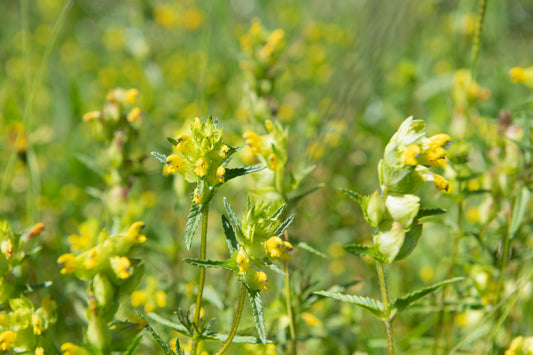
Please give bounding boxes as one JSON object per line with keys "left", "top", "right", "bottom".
{"left": 316, "top": 117, "right": 461, "bottom": 355}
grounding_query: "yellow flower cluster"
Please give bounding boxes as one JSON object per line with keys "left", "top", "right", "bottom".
{"left": 509, "top": 66, "right": 533, "bottom": 87}
{"left": 131, "top": 276, "right": 167, "bottom": 312}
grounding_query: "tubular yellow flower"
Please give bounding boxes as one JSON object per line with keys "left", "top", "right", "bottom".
{"left": 428, "top": 133, "right": 451, "bottom": 147}
{"left": 83, "top": 248, "right": 100, "bottom": 270}
{"left": 256, "top": 271, "right": 268, "bottom": 290}
{"left": 301, "top": 312, "right": 322, "bottom": 327}
{"left": 82, "top": 111, "right": 101, "bottom": 122}
{"left": 127, "top": 107, "right": 142, "bottom": 122}
{"left": 192, "top": 187, "right": 203, "bottom": 204}
{"left": 243, "top": 131, "right": 262, "bottom": 154}
{"left": 216, "top": 165, "right": 226, "bottom": 183}
{"left": 175, "top": 134, "right": 193, "bottom": 153}
{"left": 220, "top": 144, "right": 230, "bottom": 158}
{"left": 36, "top": 346, "right": 45, "bottom": 355}
{"left": 194, "top": 157, "right": 208, "bottom": 177}
{"left": 2, "top": 240, "right": 13, "bottom": 258}
{"left": 125, "top": 88, "right": 138, "bottom": 103}
{"left": 421, "top": 146, "right": 447, "bottom": 167}
{"left": 131, "top": 290, "right": 147, "bottom": 307}
{"left": 127, "top": 221, "right": 147, "bottom": 243}
{"left": 433, "top": 174, "right": 449, "bottom": 191}
{"left": 265, "top": 119, "right": 274, "bottom": 132}
{"left": 33, "top": 314, "right": 44, "bottom": 335}
{"left": 403, "top": 145, "right": 420, "bottom": 166}
{"left": 268, "top": 153, "right": 277, "bottom": 170}
{"left": 236, "top": 250, "right": 249, "bottom": 273}
{"left": 0, "top": 330, "right": 16, "bottom": 351}
{"left": 166, "top": 154, "right": 185, "bottom": 174}
{"left": 57, "top": 253, "right": 77, "bottom": 274}
{"left": 111, "top": 256, "right": 132, "bottom": 279}
{"left": 509, "top": 67, "right": 526, "bottom": 83}
{"left": 265, "top": 236, "right": 293, "bottom": 261}
{"left": 194, "top": 116, "right": 201, "bottom": 127}
{"left": 156, "top": 291, "right": 167, "bottom": 307}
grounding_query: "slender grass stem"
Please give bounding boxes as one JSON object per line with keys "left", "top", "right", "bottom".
{"left": 377, "top": 261, "right": 394, "bottom": 355}
{"left": 285, "top": 259, "right": 297, "bottom": 355}
{"left": 215, "top": 283, "right": 246, "bottom": 355}
{"left": 191, "top": 203, "right": 210, "bottom": 355}
{"left": 470, "top": 0, "right": 488, "bottom": 76}
{"left": 496, "top": 210, "right": 512, "bottom": 302}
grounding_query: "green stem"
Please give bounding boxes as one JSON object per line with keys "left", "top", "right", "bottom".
{"left": 215, "top": 283, "right": 246, "bottom": 355}
{"left": 496, "top": 210, "right": 512, "bottom": 302}
{"left": 377, "top": 261, "right": 394, "bottom": 355}
{"left": 191, "top": 203, "right": 210, "bottom": 355}
{"left": 470, "top": 0, "right": 488, "bottom": 76}
{"left": 285, "top": 260, "right": 297, "bottom": 355}
{"left": 433, "top": 198, "right": 463, "bottom": 355}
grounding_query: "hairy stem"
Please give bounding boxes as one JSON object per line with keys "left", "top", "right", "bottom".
{"left": 191, "top": 203, "right": 210, "bottom": 355}
{"left": 285, "top": 259, "right": 297, "bottom": 355}
{"left": 377, "top": 261, "right": 394, "bottom": 355}
{"left": 215, "top": 282, "right": 246, "bottom": 355}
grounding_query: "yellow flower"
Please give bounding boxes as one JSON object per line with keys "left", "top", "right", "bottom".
{"left": 166, "top": 154, "right": 185, "bottom": 174}
{"left": 156, "top": 290, "right": 167, "bottom": 308}
{"left": 125, "top": 88, "right": 138, "bottom": 103}
{"left": 82, "top": 111, "right": 101, "bottom": 122}
{"left": 301, "top": 312, "right": 322, "bottom": 327}
{"left": 57, "top": 253, "right": 77, "bottom": 274}
{"left": 61, "top": 342, "right": 88, "bottom": 355}
{"left": 180, "top": 7, "right": 204, "bottom": 31}
{"left": 127, "top": 221, "right": 147, "bottom": 243}
{"left": 509, "top": 67, "right": 526, "bottom": 83}
{"left": 111, "top": 256, "right": 132, "bottom": 279}
{"left": 428, "top": 133, "right": 451, "bottom": 147}
{"left": 0, "top": 330, "right": 16, "bottom": 351}
{"left": 33, "top": 314, "right": 44, "bottom": 335}
{"left": 194, "top": 116, "right": 201, "bottom": 127}
{"left": 1, "top": 240, "right": 13, "bottom": 258}
{"left": 243, "top": 131, "right": 262, "bottom": 155}
{"left": 36, "top": 346, "right": 45, "bottom": 355}
{"left": 194, "top": 157, "right": 208, "bottom": 177}
{"left": 236, "top": 250, "right": 249, "bottom": 273}
{"left": 433, "top": 174, "right": 449, "bottom": 191}
{"left": 220, "top": 144, "right": 230, "bottom": 158}
{"left": 256, "top": 271, "right": 268, "bottom": 290}
{"left": 193, "top": 187, "right": 203, "bottom": 204}
{"left": 83, "top": 248, "right": 100, "bottom": 270}
{"left": 268, "top": 153, "right": 277, "bottom": 170}
{"left": 127, "top": 107, "right": 142, "bottom": 122}
{"left": 265, "top": 236, "right": 293, "bottom": 261}
{"left": 403, "top": 144, "right": 420, "bottom": 166}
{"left": 216, "top": 166, "right": 226, "bottom": 184}
{"left": 131, "top": 290, "right": 147, "bottom": 307}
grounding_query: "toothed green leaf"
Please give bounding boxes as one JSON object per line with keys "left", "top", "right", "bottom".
{"left": 225, "top": 165, "right": 265, "bottom": 182}
{"left": 246, "top": 286, "right": 267, "bottom": 344}
{"left": 314, "top": 291, "right": 385, "bottom": 318}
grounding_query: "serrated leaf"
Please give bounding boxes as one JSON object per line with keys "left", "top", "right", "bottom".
{"left": 76, "top": 154, "right": 106, "bottom": 177}
{"left": 314, "top": 291, "right": 385, "bottom": 318}
{"left": 510, "top": 186, "right": 530, "bottom": 237}
{"left": 151, "top": 151, "right": 167, "bottom": 164}
{"left": 223, "top": 198, "right": 243, "bottom": 236}
{"left": 225, "top": 165, "right": 265, "bottom": 182}
{"left": 143, "top": 317, "right": 175, "bottom": 355}
{"left": 246, "top": 287, "right": 267, "bottom": 344}
{"left": 167, "top": 137, "right": 179, "bottom": 146}
{"left": 273, "top": 214, "right": 295, "bottom": 237}
{"left": 184, "top": 258, "right": 237, "bottom": 273}
{"left": 207, "top": 333, "right": 265, "bottom": 343}
{"left": 222, "top": 215, "right": 238, "bottom": 255}
{"left": 174, "top": 338, "right": 184, "bottom": 355}
{"left": 147, "top": 313, "right": 188, "bottom": 334}
{"left": 184, "top": 202, "right": 202, "bottom": 250}
{"left": 296, "top": 242, "right": 327, "bottom": 258}
{"left": 270, "top": 204, "right": 286, "bottom": 220}
{"left": 341, "top": 188, "right": 364, "bottom": 206}
{"left": 390, "top": 277, "right": 464, "bottom": 315}
{"left": 344, "top": 243, "right": 386, "bottom": 263}
{"left": 416, "top": 208, "right": 447, "bottom": 219}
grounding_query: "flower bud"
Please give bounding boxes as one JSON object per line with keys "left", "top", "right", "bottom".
{"left": 365, "top": 191, "right": 385, "bottom": 227}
